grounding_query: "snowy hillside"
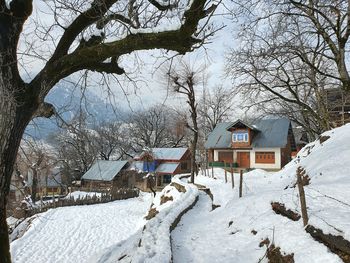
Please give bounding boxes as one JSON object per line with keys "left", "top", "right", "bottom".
{"left": 10, "top": 124, "right": 350, "bottom": 263}
{"left": 172, "top": 124, "right": 350, "bottom": 262}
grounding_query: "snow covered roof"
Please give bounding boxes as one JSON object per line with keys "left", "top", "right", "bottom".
{"left": 81, "top": 160, "right": 128, "bottom": 182}
{"left": 137, "top": 148, "right": 188, "bottom": 161}
{"left": 155, "top": 162, "right": 180, "bottom": 174}
{"left": 205, "top": 118, "right": 293, "bottom": 149}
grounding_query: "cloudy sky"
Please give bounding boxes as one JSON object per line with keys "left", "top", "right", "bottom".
{"left": 19, "top": 0, "right": 239, "bottom": 114}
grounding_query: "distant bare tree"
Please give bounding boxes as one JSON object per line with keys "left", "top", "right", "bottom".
{"left": 199, "top": 85, "right": 235, "bottom": 134}
{"left": 93, "top": 122, "right": 132, "bottom": 160}
{"left": 52, "top": 113, "right": 98, "bottom": 183}
{"left": 166, "top": 61, "right": 205, "bottom": 183}
{"left": 128, "top": 105, "right": 188, "bottom": 152}
{"left": 16, "top": 140, "right": 57, "bottom": 204}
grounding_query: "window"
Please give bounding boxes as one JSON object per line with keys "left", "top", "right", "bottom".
{"left": 163, "top": 174, "right": 172, "bottom": 184}
{"left": 232, "top": 132, "right": 248, "bottom": 142}
{"left": 255, "top": 152, "right": 275, "bottom": 164}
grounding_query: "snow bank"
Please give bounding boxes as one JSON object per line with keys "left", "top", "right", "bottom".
{"left": 64, "top": 191, "right": 102, "bottom": 200}
{"left": 93, "top": 175, "right": 199, "bottom": 263}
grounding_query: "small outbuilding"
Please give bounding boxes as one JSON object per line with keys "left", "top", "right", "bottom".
{"left": 81, "top": 160, "right": 134, "bottom": 191}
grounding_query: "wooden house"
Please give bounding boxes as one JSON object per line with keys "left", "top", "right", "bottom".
{"left": 81, "top": 160, "right": 134, "bottom": 191}
{"left": 205, "top": 118, "right": 296, "bottom": 170}
{"left": 132, "top": 148, "right": 191, "bottom": 188}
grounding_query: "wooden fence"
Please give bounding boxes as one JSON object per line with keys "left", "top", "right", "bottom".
{"left": 21, "top": 188, "right": 139, "bottom": 218}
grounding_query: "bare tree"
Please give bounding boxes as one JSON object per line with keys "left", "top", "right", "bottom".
{"left": 226, "top": 2, "right": 346, "bottom": 138}
{"left": 93, "top": 122, "right": 132, "bottom": 160}
{"left": 167, "top": 61, "right": 205, "bottom": 183}
{"left": 128, "top": 104, "right": 188, "bottom": 152}
{"left": 232, "top": 0, "right": 350, "bottom": 92}
{"left": 52, "top": 113, "right": 98, "bottom": 183}
{"left": 0, "top": 0, "right": 218, "bottom": 258}
{"left": 199, "top": 85, "right": 235, "bottom": 134}
{"left": 16, "top": 140, "right": 57, "bottom": 204}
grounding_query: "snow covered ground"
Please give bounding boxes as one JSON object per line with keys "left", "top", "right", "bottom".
{"left": 172, "top": 124, "right": 350, "bottom": 262}
{"left": 11, "top": 192, "right": 152, "bottom": 263}
{"left": 92, "top": 175, "right": 199, "bottom": 263}
{"left": 10, "top": 124, "right": 350, "bottom": 263}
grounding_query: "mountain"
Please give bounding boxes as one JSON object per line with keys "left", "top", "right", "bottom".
{"left": 25, "top": 82, "right": 127, "bottom": 139}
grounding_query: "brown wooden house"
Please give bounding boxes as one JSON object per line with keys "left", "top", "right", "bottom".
{"left": 205, "top": 118, "right": 296, "bottom": 170}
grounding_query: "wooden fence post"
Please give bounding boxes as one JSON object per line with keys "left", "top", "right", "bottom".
{"left": 230, "top": 163, "right": 234, "bottom": 189}
{"left": 239, "top": 170, "right": 243, "bottom": 198}
{"left": 224, "top": 161, "right": 227, "bottom": 183}
{"left": 297, "top": 166, "right": 309, "bottom": 226}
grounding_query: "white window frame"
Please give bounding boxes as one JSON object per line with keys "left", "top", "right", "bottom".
{"left": 232, "top": 132, "right": 248, "bottom": 142}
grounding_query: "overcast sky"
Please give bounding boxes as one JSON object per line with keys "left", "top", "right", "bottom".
{"left": 19, "top": 0, "right": 239, "bottom": 115}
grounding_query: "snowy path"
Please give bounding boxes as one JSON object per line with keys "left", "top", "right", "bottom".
{"left": 11, "top": 193, "right": 152, "bottom": 263}
{"left": 172, "top": 191, "right": 218, "bottom": 263}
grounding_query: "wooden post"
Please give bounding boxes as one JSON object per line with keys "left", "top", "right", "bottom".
{"left": 297, "top": 166, "right": 309, "bottom": 226}
{"left": 239, "top": 170, "right": 243, "bottom": 198}
{"left": 224, "top": 161, "right": 227, "bottom": 183}
{"left": 52, "top": 193, "right": 56, "bottom": 208}
{"left": 211, "top": 165, "right": 214, "bottom": 178}
{"left": 230, "top": 163, "right": 234, "bottom": 189}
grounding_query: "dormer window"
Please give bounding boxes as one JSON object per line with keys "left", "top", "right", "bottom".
{"left": 232, "top": 132, "right": 248, "bottom": 142}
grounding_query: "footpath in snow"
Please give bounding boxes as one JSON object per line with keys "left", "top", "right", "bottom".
{"left": 11, "top": 192, "right": 152, "bottom": 263}
{"left": 172, "top": 191, "right": 214, "bottom": 262}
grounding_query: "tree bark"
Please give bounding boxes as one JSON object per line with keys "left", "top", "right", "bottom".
{"left": 189, "top": 85, "right": 198, "bottom": 184}
{"left": 31, "top": 168, "right": 38, "bottom": 204}
{"left": 0, "top": 95, "right": 35, "bottom": 262}
{"left": 0, "top": 9, "right": 38, "bottom": 261}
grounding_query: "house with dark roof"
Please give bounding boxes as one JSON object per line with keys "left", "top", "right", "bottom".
{"left": 81, "top": 160, "right": 134, "bottom": 190}
{"left": 205, "top": 118, "right": 296, "bottom": 170}
{"left": 132, "top": 148, "right": 191, "bottom": 188}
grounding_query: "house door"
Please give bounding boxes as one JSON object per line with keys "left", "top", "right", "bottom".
{"left": 237, "top": 152, "right": 250, "bottom": 168}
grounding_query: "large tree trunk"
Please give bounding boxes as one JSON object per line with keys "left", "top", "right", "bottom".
{"left": 0, "top": 13, "right": 37, "bottom": 261}
{"left": 0, "top": 93, "right": 34, "bottom": 262}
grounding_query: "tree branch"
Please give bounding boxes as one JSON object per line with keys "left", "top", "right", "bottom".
{"left": 147, "top": 0, "right": 177, "bottom": 11}
{"left": 50, "top": 0, "right": 117, "bottom": 62}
